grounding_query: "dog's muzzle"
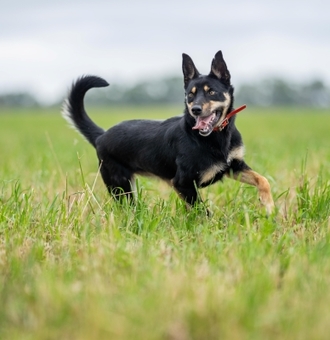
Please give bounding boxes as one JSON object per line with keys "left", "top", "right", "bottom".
{"left": 192, "top": 111, "right": 221, "bottom": 137}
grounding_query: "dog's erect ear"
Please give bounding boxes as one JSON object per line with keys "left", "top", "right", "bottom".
{"left": 182, "top": 53, "right": 200, "bottom": 88}
{"left": 209, "top": 50, "right": 231, "bottom": 85}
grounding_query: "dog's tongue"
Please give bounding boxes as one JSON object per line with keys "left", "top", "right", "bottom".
{"left": 192, "top": 114, "right": 215, "bottom": 131}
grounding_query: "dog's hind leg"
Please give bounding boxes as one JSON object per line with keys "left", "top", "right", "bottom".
{"left": 99, "top": 159, "right": 134, "bottom": 202}
{"left": 226, "top": 160, "right": 274, "bottom": 215}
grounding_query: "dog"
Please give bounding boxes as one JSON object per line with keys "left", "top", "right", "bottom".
{"left": 62, "top": 50, "right": 274, "bottom": 214}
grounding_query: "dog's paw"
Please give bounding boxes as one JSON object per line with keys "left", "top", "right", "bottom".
{"left": 260, "top": 195, "right": 275, "bottom": 216}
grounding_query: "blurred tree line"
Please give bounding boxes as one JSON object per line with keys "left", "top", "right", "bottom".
{"left": 0, "top": 92, "right": 39, "bottom": 107}
{"left": 1, "top": 77, "right": 329, "bottom": 108}
{"left": 236, "top": 78, "right": 330, "bottom": 107}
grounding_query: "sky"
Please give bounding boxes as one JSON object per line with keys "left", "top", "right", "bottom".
{"left": 1, "top": 0, "right": 330, "bottom": 104}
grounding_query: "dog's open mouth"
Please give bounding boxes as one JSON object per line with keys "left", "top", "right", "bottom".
{"left": 192, "top": 111, "right": 221, "bottom": 137}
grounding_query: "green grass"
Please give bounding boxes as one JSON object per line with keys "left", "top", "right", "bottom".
{"left": 0, "top": 105, "right": 330, "bottom": 339}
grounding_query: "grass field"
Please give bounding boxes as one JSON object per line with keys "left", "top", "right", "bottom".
{"left": 0, "top": 105, "right": 330, "bottom": 339}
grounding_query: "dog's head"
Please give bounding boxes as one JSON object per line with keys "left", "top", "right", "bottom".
{"left": 182, "top": 50, "right": 234, "bottom": 137}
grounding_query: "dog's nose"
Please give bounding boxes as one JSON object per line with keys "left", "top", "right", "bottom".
{"left": 191, "top": 105, "right": 202, "bottom": 115}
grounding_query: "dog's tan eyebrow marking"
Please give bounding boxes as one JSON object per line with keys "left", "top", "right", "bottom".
{"left": 191, "top": 87, "right": 196, "bottom": 94}
{"left": 204, "top": 85, "right": 210, "bottom": 92}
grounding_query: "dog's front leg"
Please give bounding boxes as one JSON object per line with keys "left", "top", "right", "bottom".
{"left": 172, "top": 178, "right": 200, "bottom": 208}
{"left": 226, "top": 161, "right": 275, "bottom": 215}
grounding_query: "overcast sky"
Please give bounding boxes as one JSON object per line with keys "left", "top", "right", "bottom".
{"left": 1, "top": 0, "right": 330, "bottom": 104}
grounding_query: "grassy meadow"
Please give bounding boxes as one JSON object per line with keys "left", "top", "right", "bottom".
{"left": 0, "top": 105, "right": 330, "bottom": 339}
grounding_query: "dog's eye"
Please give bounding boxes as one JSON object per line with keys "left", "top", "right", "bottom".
{"left": 208, "top": 90, "right": 216, "bottom": 95}
{"left": 188, "top": 92, "right": 194, "bottom": 98}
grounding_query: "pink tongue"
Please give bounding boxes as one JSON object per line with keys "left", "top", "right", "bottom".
{"left": 192, "top": 114, "right": 215, "bottom": 130}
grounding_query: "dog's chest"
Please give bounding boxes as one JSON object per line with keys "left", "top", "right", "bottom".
{"left": 198, "top": 162, "right": 227, "bottom": 186}
{"left": 197, "top": 145, "right": 245, "bottom": 186}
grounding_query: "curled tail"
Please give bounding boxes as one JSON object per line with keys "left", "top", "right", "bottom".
{"left": 62, "top": 75, "right": 109, "bottom": 147}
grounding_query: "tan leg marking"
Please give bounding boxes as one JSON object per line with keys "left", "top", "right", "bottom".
{"left": 227, "top": 169, "right": 275, "bottom": 215}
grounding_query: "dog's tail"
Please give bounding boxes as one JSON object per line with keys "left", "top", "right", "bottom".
{"left": 62, "top": 75, "right": 109, "bottom": 147}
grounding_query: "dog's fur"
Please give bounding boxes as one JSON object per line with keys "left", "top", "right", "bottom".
{"left": 62, "top": 50, "right": 274, "bottom": 214}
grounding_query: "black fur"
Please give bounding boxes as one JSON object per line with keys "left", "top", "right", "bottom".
{"left": 63, "top": 51, "right": 262, "bottom": 208}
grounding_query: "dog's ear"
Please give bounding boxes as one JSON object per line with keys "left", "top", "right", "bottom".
{"left": 182, "top": 53, "right": 200, "bottom": 88}
{"left": 209, "top": 50, "right": 231, "bottom": 85}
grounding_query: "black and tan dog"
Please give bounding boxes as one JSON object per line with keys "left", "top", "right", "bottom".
{"left": 63, "top": 50, "right": 274, "bottom": 214}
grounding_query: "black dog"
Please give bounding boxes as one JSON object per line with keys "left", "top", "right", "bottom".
{"left": 63, "top": 50, "right": 274, "bottom": 214}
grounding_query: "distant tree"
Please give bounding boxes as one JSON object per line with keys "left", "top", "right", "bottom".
{"left": 1, "top": 77, "right": 329, "bottom": 109}
{"left": 267, "top": 79, "right": 299, "bottom": 106}
{"left": 84, "top": 76, "right": 184, "bottom": 106}
{"left": 301, "top": 80, "right": 330, "bottom": 107}
{"left": 0, "top": 92, "right": 39, "bottom": 107}
{"left": 236, "top": 78, "right": 330, "bottom": 108}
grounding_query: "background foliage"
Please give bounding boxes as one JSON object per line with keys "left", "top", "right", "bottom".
{"left": 1, "top": 77, "right": 329, "bottom": 108}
